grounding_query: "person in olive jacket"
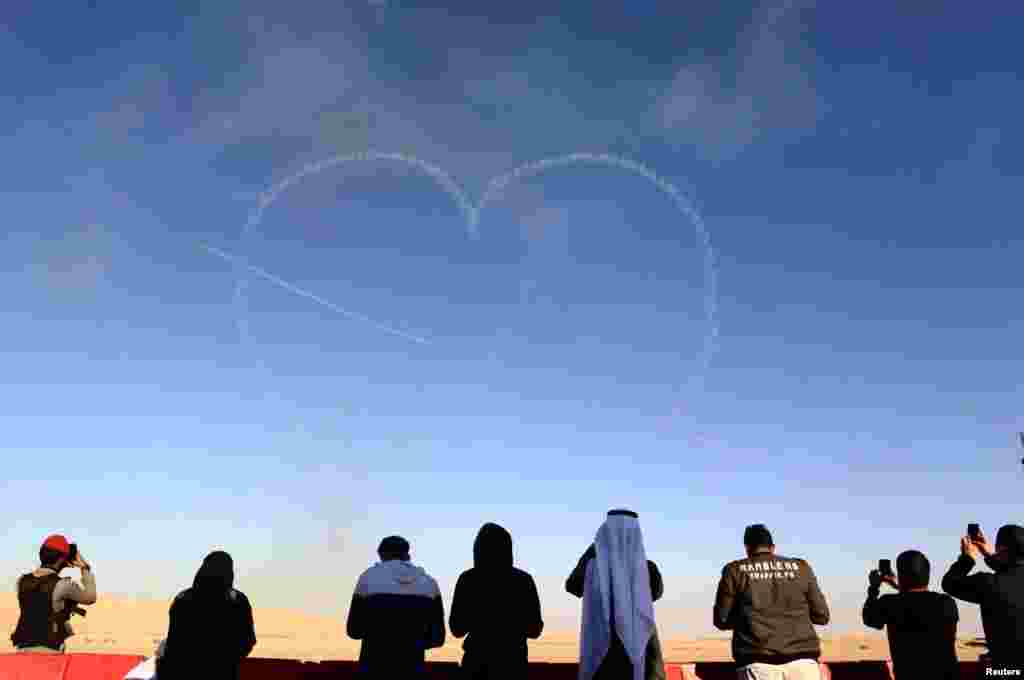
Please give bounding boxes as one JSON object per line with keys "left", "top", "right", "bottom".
{"left": 714, "top": 524, "right": 830, "bottom": 680}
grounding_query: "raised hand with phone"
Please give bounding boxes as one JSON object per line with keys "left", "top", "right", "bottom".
{"left": 869, "top": 559, "right": 898, "bottom": 589}
{"left": 966, "top": 524, "right": 997, "bottom": 559}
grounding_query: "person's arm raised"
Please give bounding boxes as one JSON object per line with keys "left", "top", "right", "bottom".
{"left": 565, "top": 545, "right": 595, "bottom": 598}
{"left": 861, "top": 571, "right": 886, "bottom": 630}
{"left": 941, "top": 537, "right": 988, "bottom": 604}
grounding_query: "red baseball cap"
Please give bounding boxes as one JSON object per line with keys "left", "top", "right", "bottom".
{"left": 42, "top": 535, "right": 71, "bottom": 555}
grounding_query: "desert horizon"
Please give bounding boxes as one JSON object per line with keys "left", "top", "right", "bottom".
{"left": 0, "top": 594, "right": 989, "bottom": 664}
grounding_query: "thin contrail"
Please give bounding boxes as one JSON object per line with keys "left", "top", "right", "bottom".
{"left": 199, "top": 243, "right": 431, "bottom": 346}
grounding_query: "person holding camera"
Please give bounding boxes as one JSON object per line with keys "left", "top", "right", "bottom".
{"left": 942, "top": 524, "right": 1024, "bottom": 674}
{"left": 861, "top": 551, "right": 958, "bottom": 680}
{"left": 10, "top": 534, "right": 96, "bottom": 653}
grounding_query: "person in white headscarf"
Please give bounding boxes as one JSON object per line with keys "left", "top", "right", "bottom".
{"left": 566, "top": 509, "right": 665, "bottom": 680}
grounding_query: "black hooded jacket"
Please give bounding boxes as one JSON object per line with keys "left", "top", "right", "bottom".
{"left": 449, "top": 523, "right": 544, "bottom": 670}
{"left": 942, "top": 525, "right": 1024, "bottom": 667}
{"left": 157, "top": 551, "right": 257, "bottom": 680}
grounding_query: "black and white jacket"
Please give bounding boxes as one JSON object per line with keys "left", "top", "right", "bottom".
{"left": 346, "top": 559, "right": 446, "bottom": 673}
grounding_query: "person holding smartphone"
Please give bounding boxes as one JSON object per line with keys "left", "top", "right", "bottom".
{"left": 10, "top": 535, "right": 97, "bottom": 653}
{"left": 862, "top": 550, "right": 959, "bottom": 680}
{"left": 942, "top": 524, "right": 1024, "bottom": 675}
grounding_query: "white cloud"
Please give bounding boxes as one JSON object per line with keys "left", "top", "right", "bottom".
{"left": 657, "top": 0, "right": 824, "bottom": 160}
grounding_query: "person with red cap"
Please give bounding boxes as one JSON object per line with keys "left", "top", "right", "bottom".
{"left": 10, "top": 534, "right": 96, "bottom": 653}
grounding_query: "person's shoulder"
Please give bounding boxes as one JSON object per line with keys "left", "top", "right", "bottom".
{"left": 513, "top": 567, "right": 540, "bottom": 586}
{"left": 720, "top": 558, "right": 747, "bottom": 575}
{"left": 229, "top": 589, "right": 249, "bottom": 602}
{"left": 172, "top": 588, "right": 194, "bottom": 603}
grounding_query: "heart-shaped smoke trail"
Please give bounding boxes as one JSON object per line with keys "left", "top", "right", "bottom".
{"left": 221, "top": 150, "right": 719, "bottom": 374}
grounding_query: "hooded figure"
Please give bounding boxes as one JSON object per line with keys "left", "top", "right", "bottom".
{"left": 566, "top": 510, "right": 665, "bottom": 680}
{"left": 449, "top": 523, "right": 544, "bottom": 679}
{"left": 157, "top": 551, "right": 257, "bottom": 680}
{"left": 346, "top": 536, "right": 446, "bottom": 678}
{"left": 942, "top": 524, "right": 1024, "bottom": 668}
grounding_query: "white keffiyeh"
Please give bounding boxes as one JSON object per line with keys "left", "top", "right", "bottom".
{"left": 579, "top": 514, "right": 655, "bottom": 680}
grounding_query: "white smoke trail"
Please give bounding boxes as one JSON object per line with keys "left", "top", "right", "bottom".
{"left": 478, "top": 152, "right": 719, "bottom": 372}
{"left": 229, "top": 150, "right": 718, "bottom": 374}
{"left": 202, "top": 243, "right": 430, "bottom": 345}
{"left": 232, "top": 152, "right": 474, "bottom": 345}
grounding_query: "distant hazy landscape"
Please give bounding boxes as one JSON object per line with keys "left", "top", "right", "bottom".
{"left": 0, "top": 594, "right": 988, "bottom": 663}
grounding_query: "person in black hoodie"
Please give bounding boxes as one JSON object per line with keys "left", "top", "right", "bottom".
{"left": 156, "top": 551, "right": 257, "bottom": 680}
{"left": 942, "top": 524, "right": 1024, "bottom": 674}
{"left": 862, "top": 550, "right": 959, "bottom": 680}
{"left": 449, "top": 523, "right": 544, "bottom": 679}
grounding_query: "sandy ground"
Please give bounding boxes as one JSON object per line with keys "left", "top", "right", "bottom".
{"left": 0, "top": 595, "right": 989, "bottom": 663}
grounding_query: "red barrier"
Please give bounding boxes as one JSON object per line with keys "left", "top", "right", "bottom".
{"left": 0, "top": 654, "right": 68, "bottom": 680}
{"left": 66, "top": 653, "right": 146, "bottom": 680}
{"left": 0, "top": 655, "right": 987, "bottom": 679}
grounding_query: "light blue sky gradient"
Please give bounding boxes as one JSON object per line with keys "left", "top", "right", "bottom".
{"left": 2, "top": 3, "right": 1022, "bottom": 637}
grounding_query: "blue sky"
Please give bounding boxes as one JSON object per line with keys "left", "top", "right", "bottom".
{"left": 2, "top": 2, "right": 1022, "bottom": 638}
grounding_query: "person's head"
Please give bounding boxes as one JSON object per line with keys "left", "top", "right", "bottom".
{"left": 473, "top": 523, "right": 513, "bottom": 570}
{"left": 377, "top": 535, "right": 410, "bottom": 562}
{"left": 743, "top": 524, "right": 775, "bottom": 558}
{"left": 39, "top": 535, "right": 72, "bottom": 571}
{"left": 987, "top": 525, "right": 1024, "bottom": 571}
{"left": 193, "top": 550, "right": 234, "bottom": 594}
{"left": 895, "top": 550, "right": 930, "bottom": 591}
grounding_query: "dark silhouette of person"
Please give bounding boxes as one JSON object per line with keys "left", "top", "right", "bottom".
{"left": 449, "top": 522, "right": 544, "bottom": 679}
{"left": 942, "top": 524, "right": 1024, "bottom": 674}
{"left": 346, "top": 535, "right": 446, "bottom": 678}
{"left": 862, "top": 550, "right": 958, "bottom": 680}
{"left": 156, "top": 551, "right": 257, "bottom": 680}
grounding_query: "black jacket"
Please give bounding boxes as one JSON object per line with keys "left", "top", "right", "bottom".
{"left": 158, "top": 552, "right": 257, "bottom": 680}
{"left": 713, "top": 552, "right": 829, "bottom": 666}
{"left": 942, "top": 554, "right": 1024, "bottom": 667}
{"left": 158, "top": 587, "right": 257, "bottom": 680}
{"left": 449, "top": 523, "right": 543, "bottom": 677}
{"left": 862, "top": 588, "right": 958, "bottom": 680}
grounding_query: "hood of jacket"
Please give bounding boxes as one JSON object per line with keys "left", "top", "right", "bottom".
{"left": 473, "top": 523, "right": 513, "bottom": 571}
{"left": 360, "top": 559, "right": 438, "bottom": 598}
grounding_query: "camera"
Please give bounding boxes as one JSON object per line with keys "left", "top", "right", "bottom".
{"left": 878, "top": 559, "right": 893, "bottom": 577}
{"left": 968, "top": 524, "right": 980, "bottom": 540}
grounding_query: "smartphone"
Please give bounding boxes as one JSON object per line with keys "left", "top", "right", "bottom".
{"left": 879, "top": 559, "right": 893, "bottom": 576}
{"left": 968, "top": 524, "right": 980, "bottom": 540}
